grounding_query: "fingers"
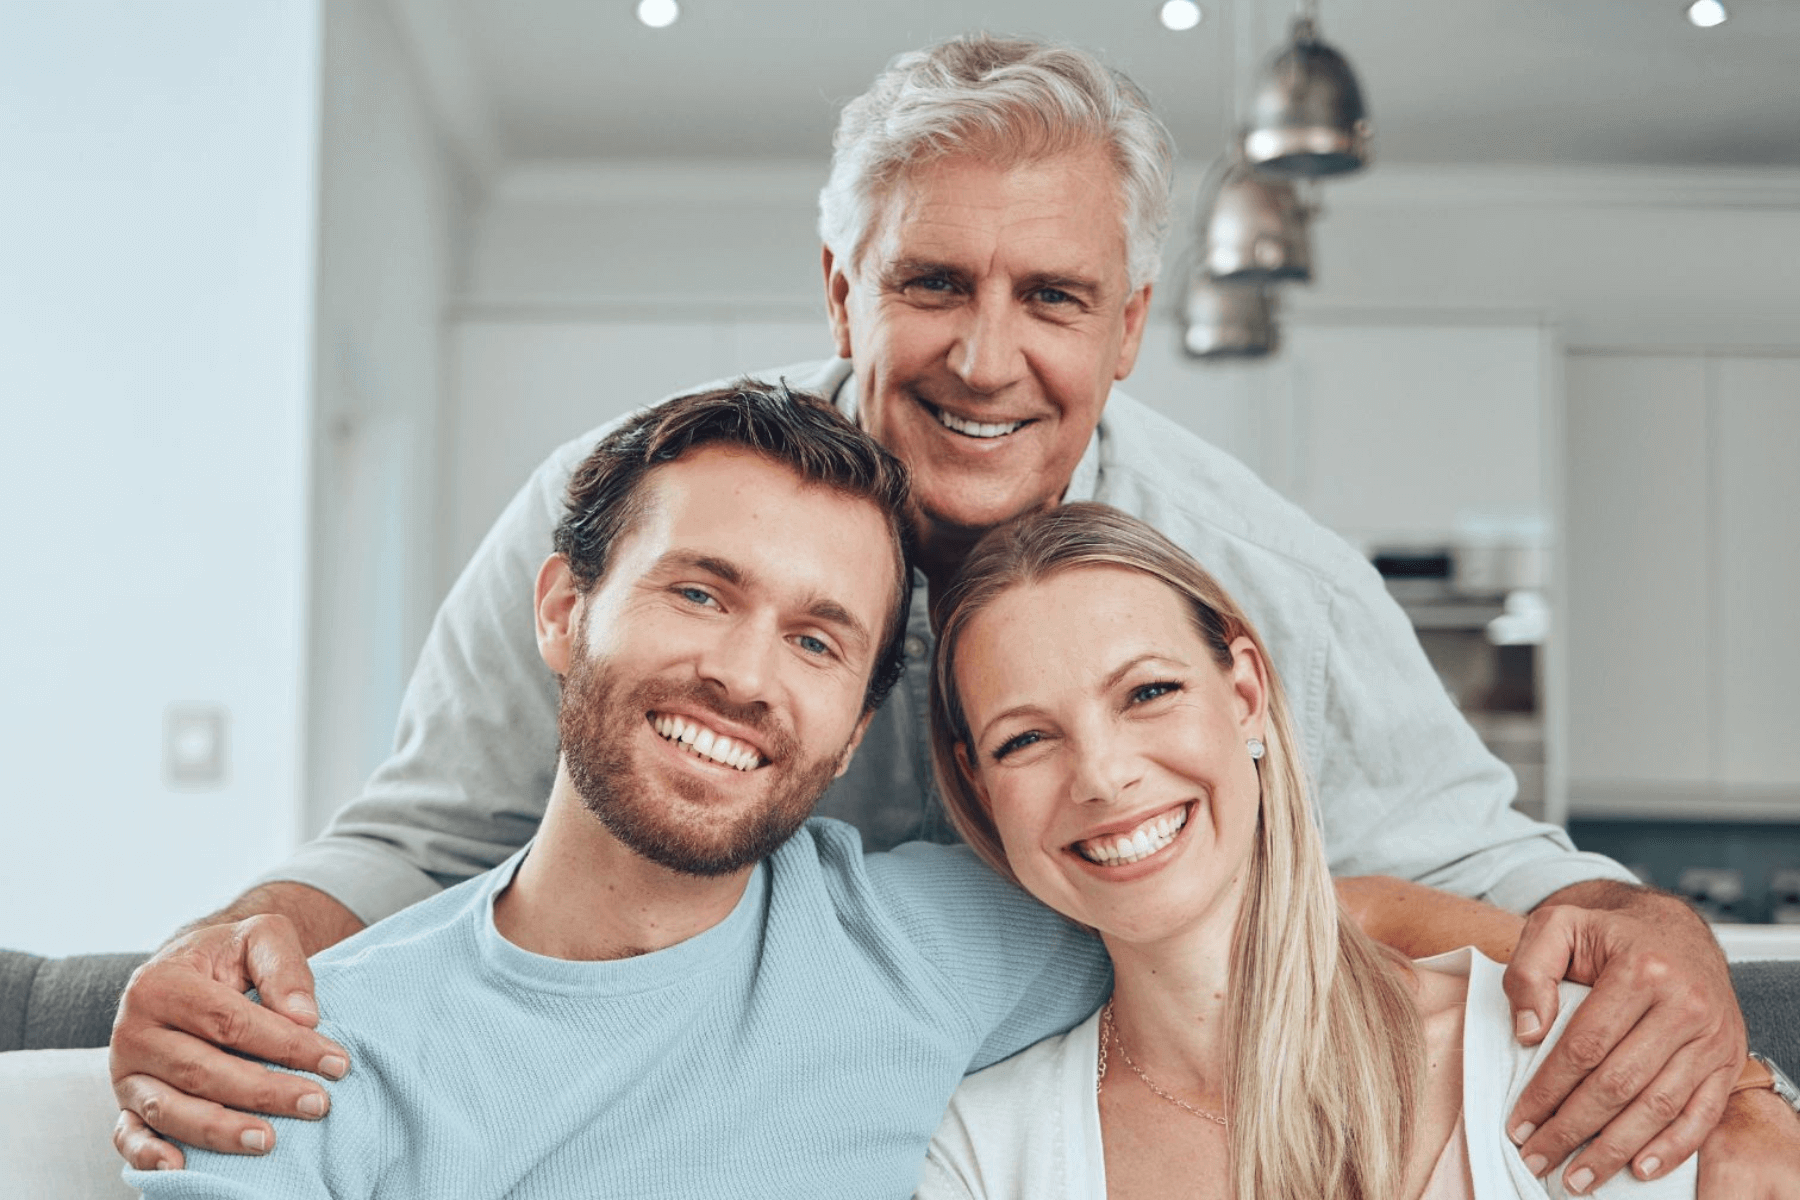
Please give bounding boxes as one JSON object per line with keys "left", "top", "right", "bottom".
{"left": 1620, "top": 1067, "right": 1731, "bottom": 1186}
{"left": 117, "top": 957, "right": 347, "bottom": 1078}
{"left": 1529, "top": 1044, "right": 1728, "bottom": 1193}
{"left": 116, "top": 1019, "right": 339, "bottom": 1120}
{"left": 113, "top": 1108, "right": 184, "bottom": 1173}
{"left": 1508, "top": 954, "right": 1655, "bottom": 1142}
{"left": 114, "top": 1072, "right": 279, "bottom": 1159}
{"left": 238, "top": 914, "right": 322, "bottom": 1028}
{"left": 1502, "top": 905, "right": 1577, "bottom": 1048}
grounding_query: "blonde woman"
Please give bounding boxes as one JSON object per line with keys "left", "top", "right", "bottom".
{"left": 917, "top": 503, "right": 1695, "bottom": 1200}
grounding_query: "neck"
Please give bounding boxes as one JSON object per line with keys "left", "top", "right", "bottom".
{"left": 1099, "top": 903, "right": 1241, "bottom": 1101}
{"left": 913, "top": 518, "right": 985, "bottom": 600}
{"left": 492, "top": 761, "right": 754, "bottom": 961}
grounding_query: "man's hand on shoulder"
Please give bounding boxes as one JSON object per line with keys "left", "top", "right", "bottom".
{"left": 1501, "top": 880, "right": 1743, "bottom": 1195}
{"left": 110, "top": 883, "right": 363, "bottom": 1171}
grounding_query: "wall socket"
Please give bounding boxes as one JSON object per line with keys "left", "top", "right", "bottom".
{"left": 165, "top": 705, "right": 229, "bottom": 789}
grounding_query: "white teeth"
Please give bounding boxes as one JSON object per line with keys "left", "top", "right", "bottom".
{"left": 1076, "top": 806, "right": 1188, "bottom": 866}
{"left": 650, "top": 714, "right": 763, "bottom": 771}
{"left": 934, "top": 407, "right": 1027, "bottom": 439}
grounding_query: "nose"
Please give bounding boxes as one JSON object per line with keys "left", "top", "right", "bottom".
{"left": 948, "top": 294, "right": 1026, "bottom": 395}
{"left": 694, "top": 617, "right": 778, "bottom": 706}
{"left": 1068, "top": 729, "right": 1141, "bottom": 807}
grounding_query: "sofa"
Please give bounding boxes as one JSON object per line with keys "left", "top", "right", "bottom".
{"left": 2, "top": 948, "right": 1796, "bottom": 1199}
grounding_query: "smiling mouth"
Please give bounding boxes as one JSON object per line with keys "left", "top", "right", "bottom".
{"left": 649, "top": 712, "right": 766, "bottom": 772}
{"left": 1073, "top": 804, "right": 1189, "bottom": 866}
{"left": 923, "top": 400, "right": 1031, "bottom": 441}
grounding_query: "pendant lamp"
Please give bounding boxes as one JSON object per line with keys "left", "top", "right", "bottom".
{"left": 1198, "top": 155, "right": 1312, "bottom": 283}
{"left": 1244, "top": 14, "right": 1371, "bottom": 178}
{"left": 1183, "top": 274, "right": 1279, "bottom": 360}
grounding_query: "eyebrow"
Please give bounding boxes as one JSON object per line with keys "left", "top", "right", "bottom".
{"left": 660, "top": 551, "right": 874, "bottom": 655}
{"left": 1019, "top": 270, "right": 1103, "bottom": 299}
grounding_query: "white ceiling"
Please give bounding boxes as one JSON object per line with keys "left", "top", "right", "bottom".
{"left": 389, "top": 0, "right": 1800, "bottom": 177}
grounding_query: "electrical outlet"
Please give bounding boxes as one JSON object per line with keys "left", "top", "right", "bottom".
{"left": 165, "top": 705, "right": 228, "bottom": 789}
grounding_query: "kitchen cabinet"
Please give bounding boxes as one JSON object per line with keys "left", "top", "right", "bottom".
{"left": 1564, "top": 352, "right": 1800, "bottom": 817}
{"left": 1128, "top": 320, "right": 1553, "bottom": 552}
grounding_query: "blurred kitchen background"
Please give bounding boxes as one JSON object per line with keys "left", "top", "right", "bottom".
{"left": 3, "top": 0, "right": 1797, "bottom": 956}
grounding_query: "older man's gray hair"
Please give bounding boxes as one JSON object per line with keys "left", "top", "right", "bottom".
{"left": 818, "top": 33, "right": 1177, "bottom": 291}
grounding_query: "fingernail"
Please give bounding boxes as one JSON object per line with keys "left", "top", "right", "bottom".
{"left": 286, "top": 992, "right": 318, "bottom": 1020}
{"left": 1509, "top": 1121, "right": 1535, "bottom": 1145}
{"left": 319, "top": 1054, "right": 348, "bottom": 1079}
{"left": 1567, "top": 1167, "right": 1594, "bottom": 1194}
{"left": 1637, "top": 1157, "right": 1660, "bottom": 1179}
{"left": 155, "top": 1161, "right": 173, "bottom": 1171}
{"left": 1514, "top": 1009, "right": 1541, "bottom": 1037}
{"left": 240, "top": 1129, "right": 267, "bottom": 1152}
{"left": 1524, "top": 1153, "right": 1548, "bottom": 1176}
{"left": 297, "top": 1092, "right": 327, "bottom": 1117}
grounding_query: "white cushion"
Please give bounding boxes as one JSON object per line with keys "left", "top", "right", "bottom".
{"left": 0, "top": 1047, "right": 139, "bottom": 1199}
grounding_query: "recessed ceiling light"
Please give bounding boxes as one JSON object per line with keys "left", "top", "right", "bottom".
{"left": 1686, "top": 0, "right": 1727, "bottom": 28}
{"left": 637, "top": 0, "right": 679, "bottom": 29}
{"left": 1160, "top": 0, "right": 1204, "bottom": 32}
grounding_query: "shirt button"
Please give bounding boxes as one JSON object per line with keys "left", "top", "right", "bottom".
{"left": 904, "top": 635, "right": 928, "bottom": 660}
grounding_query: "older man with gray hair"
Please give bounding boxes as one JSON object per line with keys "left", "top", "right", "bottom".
{"left": 111, "top": 34, "right": 1796, "bottom": 1195}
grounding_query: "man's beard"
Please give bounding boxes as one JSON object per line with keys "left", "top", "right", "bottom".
{"left": 558, "top": 642, "right": 849, "bottom": 877}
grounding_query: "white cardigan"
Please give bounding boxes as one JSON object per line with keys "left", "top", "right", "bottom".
{"left": 918, "top": 949, "right": 1696, "bottom": 1199}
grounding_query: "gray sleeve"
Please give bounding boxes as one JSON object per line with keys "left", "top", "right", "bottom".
{"left": 252, "top": 434, "right": 596, "bottom": 924}
{"left": 1312, "top": 559, "right": 1638, "bottom": 913}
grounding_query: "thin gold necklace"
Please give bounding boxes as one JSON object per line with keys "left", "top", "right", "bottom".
{"left": 1097, "top": 999, "right": 1229, "bottom": 1128}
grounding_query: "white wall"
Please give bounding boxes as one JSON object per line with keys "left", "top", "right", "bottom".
{"left": 0, "top": 2, "right": 322, "bottom": 955}
{"left": 304, "top": 0, "right": 473, "bottom": 840}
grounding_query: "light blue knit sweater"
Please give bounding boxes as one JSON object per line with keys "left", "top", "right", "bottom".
{"left": 128, "top": 819, "right": 1108, "bottom": 1198}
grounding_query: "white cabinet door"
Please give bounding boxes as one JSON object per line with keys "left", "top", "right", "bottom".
{"left": 1563, "top": 354, "right": 1712, "bottom": 788}
{"left": 1124, "top": 320, "right": 1552, "bottom": 549}
{"left": 1717, "top": 357, "right": 1800, "bottom": 788}
{"left": 1282, "top": 324, "right": 1550, "bottom": 551}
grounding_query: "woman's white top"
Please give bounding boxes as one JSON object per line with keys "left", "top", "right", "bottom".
{"left": 917, "top": 948, "right": 1697, "bottom": 1199}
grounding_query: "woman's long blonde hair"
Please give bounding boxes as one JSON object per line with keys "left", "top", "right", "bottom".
{"left": 929, "top": 504, "right": 1425, "bottom": 1200}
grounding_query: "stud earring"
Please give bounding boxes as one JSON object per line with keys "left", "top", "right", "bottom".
{"left": 1246, "top": 737, "right": 1266, "bottom": 761}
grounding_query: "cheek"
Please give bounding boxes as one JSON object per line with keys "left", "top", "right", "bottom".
{"left": 984, "top": 774, "right": 1060, "bottom": 863}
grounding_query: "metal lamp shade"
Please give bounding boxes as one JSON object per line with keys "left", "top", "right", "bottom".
{"left": 1245, "top": 17, "right": 1372, "bottom": 179}
{"left": 1182, "top": 275, "right": 1279, "bottom": 359}
{"left": 1200, "top": 159, "right": 1312, "bottom": 284}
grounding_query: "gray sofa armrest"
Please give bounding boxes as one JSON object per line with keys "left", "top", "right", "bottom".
{"left": 1733, "top": 960, "right": 1800, "bottom": 1079}
{"left": 0, "top": 949, "right": 149, "bottom": 1052}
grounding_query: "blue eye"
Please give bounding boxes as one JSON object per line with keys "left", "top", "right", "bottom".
{"left": 1130, "top": 681, "right": 1179, "bottom": 704}
{"left": 1034, "top": 287, "right": 1073, "bottom": 305}
{"left": 795, "top": 634, "right": 831, "bottom": 657}
{"left": 992, "top": 731, "right": 1042, "bottom": 761}
{"left": 677, "top": 586, "right": 716, "bottom": 607}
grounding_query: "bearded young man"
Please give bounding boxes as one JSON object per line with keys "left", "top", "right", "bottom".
{"left": 127, "top": 383, "right": 1112, "bottom": 1198}
{"left": 112, "top": 35, "right": 1799, "bottom": 1195}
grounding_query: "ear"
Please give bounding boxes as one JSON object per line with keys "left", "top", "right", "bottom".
{"left": 1225, "top": 635, "right": 1269, "bottom": 740}
{"left": 1112, "top": 282, "right": 1154, "bottom": 381}
{"left": 823, "top": 244, "right": 855, "bottom": 361}
{"left": 831, "top": 709, "right": 877, "bottom": 779}
{"left": 535, "top": 554, "right": 584, "bottom": 676}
